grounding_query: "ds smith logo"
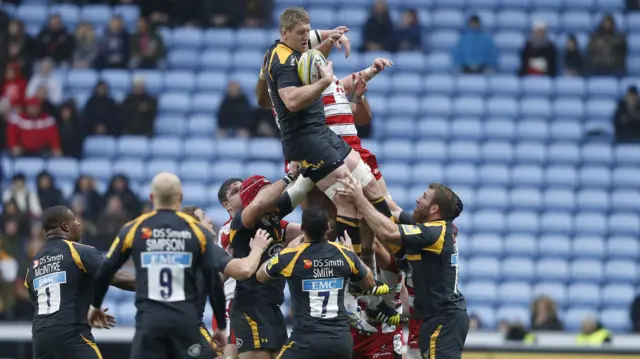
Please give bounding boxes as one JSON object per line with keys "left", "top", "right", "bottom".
{"left": 303, "top": 260, "right": 313, "bottom": 269}
{"left": 141, "top": 227, "right": 153, "bottom": 239}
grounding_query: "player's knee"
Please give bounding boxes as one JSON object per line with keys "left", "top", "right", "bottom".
{"left": 286, "top": 176, "right": 314, "bottom": 207}
{"left": 351, "top": 159, "right": 375, "bottom": 189}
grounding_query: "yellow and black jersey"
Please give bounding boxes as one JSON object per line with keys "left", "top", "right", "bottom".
{"left": 93, "top": 209, "right": 229, "bottom": 328}
{"left": 265, "top": 40, "right": 326, "bottom": 141}
{"left": 265, "top": 241, "right": 367, "bottom": 338}
{"left": 26, "top": 237, "right": 105, "bottom": 330}
{"left": 399, "top": 220, "right": 466, "bottom": 320}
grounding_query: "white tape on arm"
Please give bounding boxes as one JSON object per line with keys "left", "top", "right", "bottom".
{"left": 286, "top": 176, "right": 314, "bottom": 207}
{"left": 351, "top": 159, "right": 374, "bottom": 188}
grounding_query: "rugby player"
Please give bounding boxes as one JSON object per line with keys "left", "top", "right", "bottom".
{"left": 26, "top": 206, "right": 135, "bottom": 359}
{"left": 255, "top": 207, "right": 375, "bottom": 359}
{"left": 215, "top": 178, "right": 242, "bottom": 359}
{"left": 337, "top": 178, "right": 469, "bottom": 359}
{"left": 228, "top": 169, "right": 306, "bottom": 359}
{"left": 182, "top": 205, "right": 275, "bottom": 359}
{"left": 262, "top": 7, "right": 395, "bottom": 270}
{"left": 89, "top": 173, "right": 230, "bottom": 359}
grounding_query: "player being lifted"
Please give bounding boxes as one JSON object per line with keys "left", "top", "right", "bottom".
{"left": 181, "top": 205, "right": 274, "bottom": 359}
{"left": 27, "top": 206, "right": 135, "bottom": 359}
{"left": 261, "top": 7, "right": 395, "bottom": 278}
{"left": 256, "top": 207, "right": 376, "bottom": 359}
{"left": 89, "top": 173, "right": 229, "bottom": 359}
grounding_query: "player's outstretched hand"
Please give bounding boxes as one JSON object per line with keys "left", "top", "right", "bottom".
{"left": 351, "top": 72, "right": 368, "bottom": 101}
{"left": 250, "top": 228, "right": 273, "bottom": 251}
{"left": 316, "top": 60, "right": 334, "bottom": 83}
{"left": 212, "top": 329, "right": 227, "bottom": 350}
{"left": 371, "top": 57, "right": 393, "bottom": 73}
{"left": 331, "top": 26, "right": 352, "bottom": 58}
{"left": 335, "top": 174, "right": 364, "bottom": 202}
{"left": 338, "top": 230, "right": 354, "bottom": 251}
{"left": 88, "top": 305, "right": 114, "bottom": 329}
{"left": 288, "top": 160, "right": 301, "bottom": 179}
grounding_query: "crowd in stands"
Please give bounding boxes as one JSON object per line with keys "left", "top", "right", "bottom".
{"left": 0, "top": 0, "right": 640, "bottom": 340}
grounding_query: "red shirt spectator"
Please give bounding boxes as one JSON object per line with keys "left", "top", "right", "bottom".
{"left": 6, "top": 98, "right": 62, "bottom": 157}
{"left": 2, "top": 64, "right": 27, "bottom": 108}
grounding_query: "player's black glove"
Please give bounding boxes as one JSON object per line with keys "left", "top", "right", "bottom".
{"left": 365, "top": 301, "right": 402, "bottom": 326}
{"left": 349, "top": 281, "right": 390, "bottom": 296}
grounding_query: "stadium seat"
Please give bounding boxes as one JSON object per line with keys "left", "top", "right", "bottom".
{"left": 600, "top": 308, "right": 629, "bottom": 332}
{"left": 576, "top": 189, "right": 610, "bottom": 212}
{"left": 504, "top": 235, "right": 537, "bottom": 257}
{"left": 540, "top": 213, "right": 574, "bottom": 236}
{"left": 487, "top": 97, "right": 519, "bottom": 117}
{"left": 472, "top": 210, "right": 505, "bottom": 234}
{"left": 565, "top": 308, "right": 598, "bottom": 331}
{"left": 171, "top": 28, "right": 204, "bottom": 49}
{"left": 574, "top": 212, "right": 608, "bottom": 236}
{"left": 509, "top": 188, "right": 542, "bottom": 211}
{"left": 609, "top": 212, "right": 640, "bottom": 236}
{"left": 187, "top": 115, "right": 216, "bottom": 138}
{"left": 572, "top": 236, "right": 605, "bottom": 259}
{"left": 502, "top": 257, "right": 535, "bottom": 281}
{"left": 168, "top": 50, "right": 200, "bottom": 70}
{"left": 602, "top": 284, "right": 635, "bottom": 307}
{"left": 146, "top": 160, "right": 178, "bottom": 180}
{"left": 499, "top": 282, "right": 532, "bottom": 305}
{"left": 568, "top": 283, "right": 601, "bottom": 306}
{"left": 469, "top": 234, "right": 504, "bottom": 257}
{"left": 613, "top": 167, "right": 640, "bottom": 188}
{"left": 578, "top": 166, "right": 611, "bottom": 189}
{"left": 570, "top": 259, "right": 604, "bottom": 283}
{"left": 45, "top": 158, "right": 79, "bottom": 181}
{"left": 604, "top": 260, "right": 637, "bottom": 283}
{"left": 480, "top": 141, "right": 514, "bottom": 163}
{"left": 544, "top": 166, "right": 577, "bottom": 188}
{"left": 516, "top": 121, "right": 549, "bottom": 142}
{"left": 464, "top": 281, "right": 498, "bottom": 305}
{"left": 211, "top": 160, "right": 243, "bottom": 182}
{"left": 411, "top": 163, "right": 445, "bottom": 184}
{"left": 495, "top": 306, "right": 530, "bottom": 323}
{"left": 216, "top": 139, "right": 248, "bottom": 159}
{"left": 615, "top": 144, "right": 640, "bottom": 165}
{"left": 80, "top": 159, "right": 113, "bottom": 181}
{"left": 536, "top": 258, "right": 569, "bottom": 282}
{"left": 533, "top": 282, "right": 567, "bottom": 306}
{"left": 547, "top": 143, "right": 580, "bottom": 164}
{"left": 511, "top": 165, "right": 543, "bottom": 187}
{"left": 522, "top": 77, "right": 552, "bottom": 97}
{"left": 554, "top": 77, "right": 586, "bottom": 97}
{"left": 112, "top": 159, "right": 145, "bottom": 181}
{"left": 484, "top": 119, "right": 516, "bottom": 141}
{"left": 478, "top": 164, "right": 510, "bottom": 186}
{"left": 84, "top": 136, "right": 117, "bottom": 158}
{"left": 182, "top": 183, "right": 208, "bottom": 207}
{"left": 117, "top": 136, "right": 149, "bottom": 158}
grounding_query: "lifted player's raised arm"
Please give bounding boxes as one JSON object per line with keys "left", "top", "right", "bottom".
{"left": 241, "top": 167, "right": 299, "bottom": 228}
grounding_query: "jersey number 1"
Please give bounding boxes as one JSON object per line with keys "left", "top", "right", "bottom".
{"left": 37, "top": 284, "right": 61, "bottom": 315}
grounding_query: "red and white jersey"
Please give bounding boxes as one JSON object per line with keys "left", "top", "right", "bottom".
{"left": 271, "top": 75, "right": 357, "bottom": 137}
{"left": 218, "top": 219, "right": 236, "bottom": 304}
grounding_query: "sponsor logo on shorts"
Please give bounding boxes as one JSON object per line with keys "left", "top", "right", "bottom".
{"left": 187, "top": 344, "right": 201, "bottom": 357}
{"left": 236, "top": 338, "right": 243, "bottom": 349}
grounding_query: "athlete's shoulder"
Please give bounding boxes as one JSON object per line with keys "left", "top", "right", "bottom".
{"left": 327, "top": 241, "right": 356, "bottom": 253}
{"left": 279, "top": 242, "right": 310, "bottom": 255}
{"left": 268, "top": 42, "right": 297, "bottom": 69}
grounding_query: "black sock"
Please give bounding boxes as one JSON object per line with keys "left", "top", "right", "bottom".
{"left": 371, "top": 196, "right": 393, "bottom": 219}
{"left": 336, "top": 215, "right": 361, "bottom": 255}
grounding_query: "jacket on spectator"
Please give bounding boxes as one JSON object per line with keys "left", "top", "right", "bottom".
{"left": 6, "top": 98, "right": 61, "bottom": 153}
{"left": 452, "top": 27, "right": 498, "bottom": 71}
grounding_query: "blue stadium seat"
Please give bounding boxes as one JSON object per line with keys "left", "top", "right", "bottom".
{"left": 80, "top": 5, "right": 111, "bottom": 24}
{"left": 307, "top": 8, "right": 335, "bottom": 28}
{"left": 476, "top": 187, "right": 509, "bottom": 210}
{"left": 576, "top": 189, "right": 610, "bottom": 212}
{"left": 542, "top": 189, "right": 575, "bottom": 212}
{"left": 183, "top": 138, "right": 215, "bottom": 160}
{"left": 586, "top": 99, "right": 616, "bottom": 118}
{"left": 132, "top": 70, "right": 164, "bottom": 93}
{"left": 80, "top": 159, "right": 113, "bottom": 180}
{"left": 502, "top": 257, "right": 535, "bottom": 281}
{"left": 464, "top": 281, "right": 498, "bottom": 305}
{"left": 578, "top": 166, "right": 611, "bottom": 189}
{"left": 179, "top": 161, "right": 211, "bottom": 183}
{"left": 366, "top": 75, "right": 391, "bottom": 95}
{"left": 117, "top": 136, "right": 149, "bottom": 158}
{"left": 615, "top": 144, "right": 640, "bottom": 165}
{"left": 18, "top": 6, "right": 49, "bottom": 24}
{"left": 164, "top": 71, "right": 195, "bottom": 92}
{"left": 235, "top": 29, "right": 269, "bottom": 49}
{"left": 522, "top": 77, "right": 552, "bottom": 97}
{"left": 388, "top": 95, "right": 420, "bottom": 116}
{"left": 530, "top": 11, "right": 560, "bottom": 30}
{"left": 561, "top": 12, "right": 592, "bottom": 32}
{"left": 600, "top": 308, "right": 629, "bottom": 332}
{"left": 149, "top": 137, "right": 183, "bottom": 160}
{"left": 467, "top": 306, "right": 497, "bottom": 329}
{"left": 520, "top": 98, "right": 551, "bottom": 117}
{"left": 112, "top": 159, "right": 145, "bottom": 181}
{"left": 544, "top": 166, "right": 577, "bottom": 188}
{"left": 192, "top": 92, "right": 221, "bottom": 113}
{"left": 572, "top": 236, "right": 605, "bottom": 259}
{"left": 199, "top": 50, "right": 232, "bottom": 70}
{"left": 571, "top": 259, "right": 604, "bottom": 283}
{"left": 391, "top": 74, "right": 423, "bottom": 94}
{"left": 444, "top": 163, "right": 478, "bottom": 186}
{"left": 467, "top": 257, "right": 501, "bottom": 280}
{"left": 248, "top": 139, "right": 282, "bottom": 161}
{"left": 504, "top": 235, "right": 537, "bottom": 257}
{"left": 498, "top": 282, "right": 532, "bottom": 305}
{"left": 420, "top": 96, "right": 452, "bottom": 116}
{"left": 540, "top": 234, "right": 572, "bottom": 258}
{"left": 609, "top": 212, "right": 640, "bottom": 236}
{"left": 216, "top": 139, "right": 248, "bottom": 159}
{"left": 413, "top": 141, "right": 447, "bottom": 162}
{"left": 431, "top": 9, "right": 464, "bottom": 29}
{"left": 396, "top": 52, "right": 426, "bottom": 73}
{"left": 113, "top": 5, "right": 139, "bottom": 24}
{"left": 182, "top": 183, "right": 208, "bottom": 206}
{"left": 472, "top": 210, "right": 505, "bottom": 234}
{"left": 380, "top": 163, "right": 412, "bottom": 186}
{"left": 604, "top": 260, "right": 637, "bottom": 283}
{"left": 67, "top": 69, "right": 99, "bottom": 90}
{"left": 489, "top": 75, "right": 521, "bottom": 95}
{"left": 232, "top": 50, "right": 267, "bottom": 70}
{"left": 448, "top": 141, "right": 481, "bottom": 162}
{"left": 45, "top": 158, "right": 79, "bottom": 181}
{"left": 494, "top": 32, "right": 526, "bottom": 52}
{"left": 607, "top": 236, "right": 639, "bottom": 260}
{"left": 171, "top": 28, "right": 203, "bottom": 50}
{"left": 509, "top": 188, "right": 542, "bottom": 211}
{"left": 507, "top": 211, "right": 539, "bottom": 233}
{"left": 426, "top": 52, "right": 452, "bottom": 72}
{"left": 480, "top": 141, "right": 514, "bottom": 163}
{"left": 13, "top": 158, "right": 44, "bottom": 178}
{"left": 155, "top": 115, "right": 187, "bottom": 137}
{"left": 100, "top": 70, "right": 130, "bottom": 92}
{"left": 547, "top": 143, "right": 580, "bottom": 164}
{"left": 469, "top": 234, "right": 504, "bottom": 257}
{"left": 495, "top": 306, "right": 530, "bottom": 323}
{"left": 367, "top": 95, "right": 388, "bottom": 116}
{"left": 429, "top": 30, "right": 459, "bottom": 51}
{"left": 487, "top": 97, "right": 519, "bottom": 117}
{"left": 516, "top": 121, "right": 549, "bottom": 142}
{"left": 211, "top": 160, "right": 243, "bottom": 182}
{"left": 540, "top": 213, "right": 574, "bottom": 235}
{"left": 554, "top": 77, "right": 586, "bottom": 97}
{"left": 588, "top": 78, "right": 619, "bottom": 98}
{"left": 496, "top": 10, "right": 529, "bottom": 30}
{"left": 455, "top": 76, "right": 488, "bottom": 95}
{"left": 478, "top": 164, "right": 510, "bottom": 186}
{"left": 196, "top": 71, "right": 229, "bottom": 92}
{"left": 536, "top": 258, "right": 569, "bottom": 281}
{"left": 383, "top": 118, "right": 415, "bottom": 140}
{"left": 168, "top": 50, "right": 199, "bottom": 69}
{"left": 49, "top": 4, "right": 80, "bottom": 26}
{"left": 203, "top": 29, "right": 236, "bottom": 49}
{"left": 568, "top": 283, "right": 601, "bottom": 306}
{"left": 574, "top": 212, "right": 607, "bottom": 236}
{"left": 549, "top": 123, "right": 583, "bottom": 143}
{"left": 159, "top": 93, "right": 192, "bottom": 114}
{"left": 610, "top": 190, "right": 640, "bottom": 212}
{"left": 187, "top": 115, "right": 216, "bottom": 138}
{"left": 612, "top": 167, "right": 640, "bottom": 188}
{"left": 565, "top": 308, "right": 597, "bottom": 331}
{"left": 596, "top": 0, "right": 625, "bottom": 10}
{"left": 533, "top": 282, "right": 567, "bottom": 306}
{"left": 84, "top": 136, "right": 116, "bottom": 158}
{"left": 424, "top": 75, "right": 454, "bottom": 95}
{"left": 603, "top": 284, "right": 635, "bottom": 307}
{"left": 511, "top": 165, "right": 543, "bottom": 187}
{"left": 484, "top": 119, "right": 516, "bottom": 141}
{"left": 146, "top": 159, "right": 178, "bottom": 180}
{"left": 382, "top": 140, "right": 414, "bottom": 161}
{"left": 515, "top": 142, "right": 547, "bottom": 164}
{"left": 553, "top": 97, "right": 584, "bottom": 118}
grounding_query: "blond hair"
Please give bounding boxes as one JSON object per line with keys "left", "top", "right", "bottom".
{"left": 279, "top": 7, "right": 310, "bottom": 33}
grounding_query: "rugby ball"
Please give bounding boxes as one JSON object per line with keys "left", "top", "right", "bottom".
{"left": 297, "top": 49, "right": 327, "bottom": 85}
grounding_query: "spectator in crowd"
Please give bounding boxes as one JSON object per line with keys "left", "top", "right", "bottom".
{"left": 468, "top": 314, "right": 483, "bottom": 331}
{"left": 95, "top": 196, "right": 129, "bottom": 251}
{"left": 6, "top": 98, "right": 62, "bottom": 158}
{"left": 14, "top": 225, "right": 44, "bottom": 320}
{"left": 0, "top": 199, "right": 29, "bottom": 258}
{"left": 576, "top": 316, "right": 612, "bottom": 345}
{"left": 0, "top": 235, "right": 19, "bottom": 321}
{"left": 251, "top": 108, "right": 279, "bottom": 138}
{"left": 104, "top": 174, "right": 141, "bottom": 219}
{"left": 120, "top": 76, "right": 158, "bottom": 136}
{"left": 361, "top": 0, "right": 395, "bottom": 52}
{"left": 68, "top": 195, "right": 98, "bottom": 246}
{"left": 36, "top": 171, "right": 64, "bottom": 210}
{"left": 130, "top": 17, "right": 166, "bottom": 69}
{"left": 631, "top": 294, "right": 640, "bottom": 332}
{"left": 587, "top": 14, "right": 627, "bottom": 76}
{"left": 72, "top": 22, "right": 99, "bottom": 69}
{"left": 531, "top": 295, "right": 563, "bottom": 331}
{"left": 243, "top": 0, "right": 274, "bottom": 27}
{"left": 33, "top": 85, "right": 58, "bottom": 118}
{"left": 7, "top": 19, "right": 34, "bottom": 78}
{"left": 203, "top": 0, "right": 243, "bottom": 28}
{"left": 395, "top": 9, "right": 422, "bottom": 52}
{"left": 613, "top": 85, "right": 640, "bottom": 143}
{"left": 26, "top": 58, "right": 63, "bottom": 105}
{"left": 0, "top": 10, "right": 7, "bottom": 86}
{"left": 519, "top": 21, "right": 557, "bottom": 77}
{"left": 2, "top": 173, "right": 43, "bottom": 218}
{"left": 137, "top": 0, "right": 171, "bottom": 26}
{"left": 96, "top": 15, "right": 130, "bottom": 69}
{"left": 217, "top": 81, "right": 252, "bottom": 138}
{"left": 35, "top": 14, "right": 73, "bottom": 66}
{"left": 629, "top": 0, "right": 640, "bottom": 10}
{"left": 563, "top": 34, "right": 583, "bottom": 76}
{"left": 56, "top": 100, "right": 84, "bottom": 158}
{"left": 452, "top": 15, "right": 498, "bottom": 74}
{"left": 82, "top": 81, "right": 121, "bottom": 136}
{"left": 0, "top": 64, "right": 27, "bottom": 117}
{"left": 505, "top": 322, "right": 536, "bottom": 344}
{"left": 71, "top": 175, "right": 103, "bottom": 222}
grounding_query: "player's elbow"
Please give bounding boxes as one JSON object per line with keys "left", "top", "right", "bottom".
{"left": 283, "top": 99, "right": 301, "bottom": 113}
{"left": 227, "top": 260, "right": 253, "bottom": 280}
{"left": 255, "top": 269, "right": 269, "bottom": 284}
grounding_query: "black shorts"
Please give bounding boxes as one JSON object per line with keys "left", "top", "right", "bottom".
{"left": 282, "top": 127, "right": 352, "bottom": 182}
{"left": 130, "top": 325, "right": 204, "bottom": 359}
{"left": 229, "top": 303, "right": 287, "bottom": 354}
{"left": 32, "top": 325, "right": 102, "bottom": 359}
{"left": 276, "top": 336, "right": 352, "bottom": 359}
{"left": 198, "top": 324, "right": 224, "bottom": 358}
{"left": 419, "top": 311, "right": 469, "bottom": 359}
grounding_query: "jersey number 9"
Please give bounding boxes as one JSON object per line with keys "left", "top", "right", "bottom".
{"left": 148, "top": 265, "right": 186, "bottom": 302}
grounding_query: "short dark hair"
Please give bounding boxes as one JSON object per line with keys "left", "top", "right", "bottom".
{"left": 42, "top": 206, "right": 73, "bottom": 231}
{"left": 429, "top": 183, "right": 457, "bottom": 221}
{"left": 301, "top": 207, "right": 329, "bottom": 242}
{"left": 181, "top": 206, "right": 200, "bottom": 221}
{"left": 217, "top": 178, "right": 242, "bottom": 205}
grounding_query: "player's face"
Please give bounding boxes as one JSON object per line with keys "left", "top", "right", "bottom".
{"left": 194, "top": 208, "right": 215, "bottom": 235}
{"left": 224, "top": 181, "right": 243, "bottom": 214}
{"left": 63, "top": 211, "right": 82, "bottom": 242}
{"left": 414, "top": 188, "right": 438, "bottom": 221}
{"left": 284, "top": 21, "right": 311, "bottom": 53}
